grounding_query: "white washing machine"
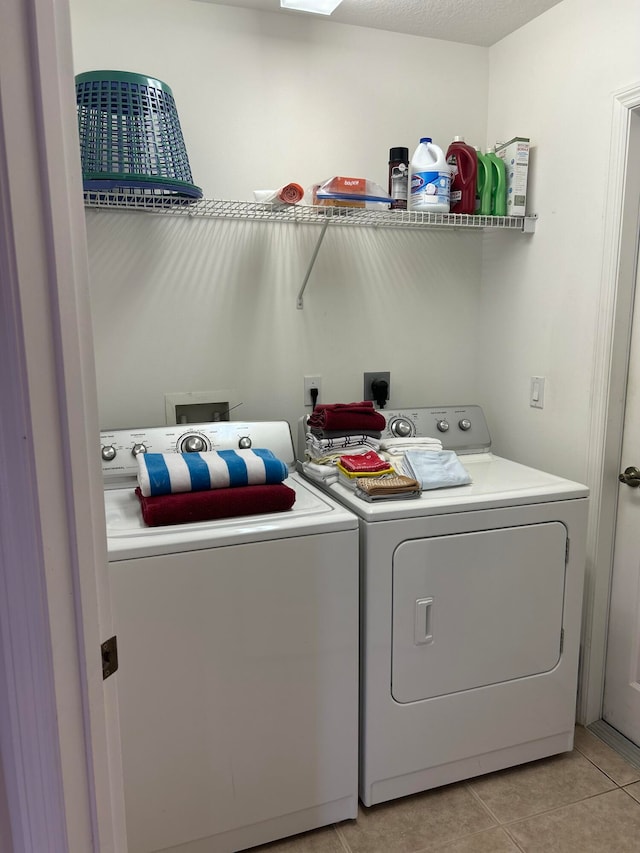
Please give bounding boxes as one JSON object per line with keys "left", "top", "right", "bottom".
{"left": 101, "top": 420, "right": 359, "bottom": 853}
{"left": 298, "top": 405, "right": 589, "bottom": 807}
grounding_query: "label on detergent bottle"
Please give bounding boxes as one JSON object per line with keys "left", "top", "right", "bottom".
{"left": 410, "top": 170, "right": 450, "bottom": 208}
{"left": 448, "top": 155, "right": 462, "bottom": 204}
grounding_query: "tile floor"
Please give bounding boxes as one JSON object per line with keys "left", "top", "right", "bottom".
{"left": 246, "top": 726, "right": 640, "bottom": 853}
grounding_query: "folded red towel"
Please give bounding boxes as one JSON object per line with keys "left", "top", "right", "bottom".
{"left": 308, "top": 401, "right": 386, "bottom": 432}
{"left": 314, "top": 401, "right": 374, "bottom": 411}
{"left": 135, "top": 483, "right": 296, "bottom": 527}
{"left": 339, "top": 451, "right": 391, "bottom": 473}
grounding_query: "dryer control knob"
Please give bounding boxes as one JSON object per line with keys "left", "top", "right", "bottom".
{"left": 458, "top": 419, "right": 471, "bottom": 431}
{"left": 101, "top": 444, "right": 116, "bottom": 462}
{"left": 131, "top": 443, "right": 147, "bottom": 456}
{"left": 437, "top": 419, "right": 450, "bottom": 433}
{"left": 389, "top": 418, "right": 413, "bottom": 438}
{"left": 238, "top": 436, "right": 252, "bottom": 449}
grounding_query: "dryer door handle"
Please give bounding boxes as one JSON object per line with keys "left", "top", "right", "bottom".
{"left": 414, "top": 597, "right": 434, "bottom": 645}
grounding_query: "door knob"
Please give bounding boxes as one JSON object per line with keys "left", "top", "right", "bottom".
{"left": 619, "top": 466, "right": 640, "bottom": 487}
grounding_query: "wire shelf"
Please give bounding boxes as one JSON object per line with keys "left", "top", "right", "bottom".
{"left": 83, "top": 192, "right": 537, "bottom": 308}
{"left": 83, "top": 192, "right": 536, "bottom": 232}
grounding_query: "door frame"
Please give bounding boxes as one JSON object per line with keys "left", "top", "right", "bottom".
{"left": 580, "top": 84, "right": 640, "bottom": 724}
{"left": 0, "top": 0, "right": 126, "bottom": 849}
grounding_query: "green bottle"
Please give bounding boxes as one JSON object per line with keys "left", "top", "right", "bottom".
{"left": 486, "top": 147, "right": 507, "bottom": 216}
{"left": 475, "top": 149, "right": 493, "bottom": 216}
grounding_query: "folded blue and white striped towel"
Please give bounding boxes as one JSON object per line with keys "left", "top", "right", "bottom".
{"left": 137, "top": 449, "right": 289, "bottom": 497}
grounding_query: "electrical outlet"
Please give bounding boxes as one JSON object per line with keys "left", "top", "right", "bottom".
{"left": 304, "top": 375, "right": 321, "bottom": 407}
{"left": 364, "top": 371, "right": 390, "bottom": 407}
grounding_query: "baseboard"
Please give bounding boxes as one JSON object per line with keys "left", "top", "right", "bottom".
{"left": 587, "top": 719, "right": 640, "bottom": 771}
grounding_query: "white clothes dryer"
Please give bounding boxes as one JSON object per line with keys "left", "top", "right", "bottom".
{"left": 101, "top": 420, "right": 359, "bottom": 853}
{"left": 298, "top": 405, "right": 589, "bottom": 807}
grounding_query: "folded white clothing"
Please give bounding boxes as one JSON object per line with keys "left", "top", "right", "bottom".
{"left": 137, "top": 448, "right": 288, "bottom": 497}
{"left": 404, "top": 450, "right": 471, "bottom": 491}
{"left": 306, "top": 433, "right": 381, "bottom": 455}
{"left": 301, "top": 461, "right": 339, "bottom": 485}
{"left": 336, "top": 470, "right": 359, "bottom": 491}
{"left": 380, "top": 437, "right": 443, "bottom": 451}
{"left": 380, "top": 451, "right": 411, "bottom": 477}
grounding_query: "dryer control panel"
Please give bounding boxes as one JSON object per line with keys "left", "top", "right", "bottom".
{"left": 298, "top": 405, "right": 492, "bottom": 459}
{"left": 382, "top": 405, "right": 491, "bottom": 454}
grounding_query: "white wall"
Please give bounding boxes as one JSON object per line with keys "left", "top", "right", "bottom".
{"left": 69, "top": 0, "right": 640, "bottom": 476}
{"left": 481, "top": 0, "right": 640, "bottom": 483}
{"left": 70, "top": 0, "right": 489, "bottom": 429}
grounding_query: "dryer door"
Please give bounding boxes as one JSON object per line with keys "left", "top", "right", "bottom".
{"left": 392, "top": 522, "right": 567, "bottom": 703}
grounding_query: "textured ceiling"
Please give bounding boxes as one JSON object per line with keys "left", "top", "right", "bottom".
{"left": 197, "top": 0, "right": 564, "bottom": 47}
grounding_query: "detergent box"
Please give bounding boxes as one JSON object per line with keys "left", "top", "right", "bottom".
{"left": 495, "top": 137, "right": 530, "bottom": 216}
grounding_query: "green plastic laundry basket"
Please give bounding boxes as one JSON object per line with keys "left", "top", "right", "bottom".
{"left": 75, "top": 70, "right": 202, "bottom": 198}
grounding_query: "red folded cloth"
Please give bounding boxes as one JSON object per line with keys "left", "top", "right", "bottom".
{"left": 135, "top": 484, "right": 296, "bottom": 527}
{"left": 339, "top": 451, "right": 391, "bottom": 473}
{"left": 308, "top": 401, "right": 386, "bottom": 432}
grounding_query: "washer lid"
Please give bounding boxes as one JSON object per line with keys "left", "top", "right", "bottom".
{"left": 312, "top": 453, "right": 589, "bottom": 521}
{"left": 105, "top": 472, "right": 357, "bottom": 561}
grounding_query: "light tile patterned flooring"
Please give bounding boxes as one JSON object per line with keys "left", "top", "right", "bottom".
{"left": 246, "top": 726, "right": 640, "bottom": 853}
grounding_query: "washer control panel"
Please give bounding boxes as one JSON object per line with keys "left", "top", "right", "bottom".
{"left": 383, "top": 405, "right": 491, "bottom": 454}
{"left": 100, "top": 421, "right": 295, "bottom": 487}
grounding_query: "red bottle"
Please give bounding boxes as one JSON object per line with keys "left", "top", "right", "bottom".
{"left": 446, "top": 137, "right": 478, "bottom": 215}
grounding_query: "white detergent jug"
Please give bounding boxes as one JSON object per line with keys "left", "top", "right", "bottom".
{"left": 409, "top": 137, "right": 451, "bottom": 213}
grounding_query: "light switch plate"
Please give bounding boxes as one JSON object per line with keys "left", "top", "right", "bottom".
{"left": 530, "top": 376, "right": 545, "bottom": 409}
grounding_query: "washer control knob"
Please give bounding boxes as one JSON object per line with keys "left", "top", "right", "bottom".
{"left": 238, "top": 436, "right": 252, "bottom": 449}
{"left": 181, "top": 435, "right": 207, "bottom": 453}
{"left": 437, "top": 419, "right": 450, "bottom": 433}
{"left": 131, "top": 443, "right": 147, "bottom": 456}
{"left": 101, "top": 444, "right": 117, "bottom": 462}
{"left": 390, "top": 418, "right": 413, "bottom": 438}
{"left": 458, "top": 419, "right": 471, "bottom": 431}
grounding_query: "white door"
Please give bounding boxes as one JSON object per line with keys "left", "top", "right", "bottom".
{"left": 0, "top": 0, "right": 126, "bottom": 849}
{"left": 603, "top": 226, "right": 640, "bottom": 745}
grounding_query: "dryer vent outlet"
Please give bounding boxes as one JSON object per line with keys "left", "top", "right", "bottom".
{"left": 364, "top": 372, "right": 390, "bottom": 409}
